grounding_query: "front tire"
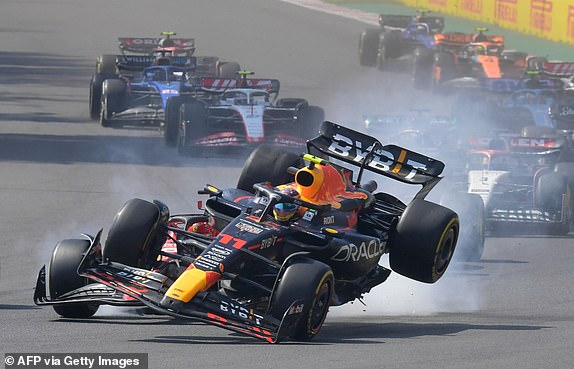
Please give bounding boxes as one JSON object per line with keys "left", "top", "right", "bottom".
{"left": 440, "top": 193, "right": 485, "bottom": 261}
{"left": 269, "top": 258, "right": 334, "bottom": 341}
{"left": 49, "top": 239, "right": 99, "bottom": 318}
{"left": 103, "top": 199, "right": 168, "bottom": 268}
{"left": 164, "top": 96, "right": 185, "bottom": 146}
{"left": 99, "top": 79, "right": 126, "bottom": 127}
{"left": 236, "top": 145, "right": 303, "bottom": 192}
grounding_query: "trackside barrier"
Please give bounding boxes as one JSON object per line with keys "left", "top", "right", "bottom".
{"left": 398, "top": 0, "right": 574, "bottom": 46}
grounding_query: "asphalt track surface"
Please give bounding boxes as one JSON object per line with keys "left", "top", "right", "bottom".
{"left": 0, "top": 1, "right": 573, "bottom": 368}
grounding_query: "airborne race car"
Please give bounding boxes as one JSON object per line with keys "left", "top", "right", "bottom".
{"left": 34, "top": 122, "right": 460, "bottom": 343}
{"left": 169, "top": 72, "right": 324, "bottom": 154}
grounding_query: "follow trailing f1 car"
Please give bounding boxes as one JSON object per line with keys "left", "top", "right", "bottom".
{"left": 171, "top": 71, "right": 324, "bottom": 153}
{"left": 466, "top": 132, "right": 574, "bottom": 234}
{"left": 34, "top": 122, "right": 460, "bottom": 343}
{"left": 359, "top": 11, "right": 445, "bottom": 69}
{"left": 89, "top": 32, "right": 241, "bottom": 122}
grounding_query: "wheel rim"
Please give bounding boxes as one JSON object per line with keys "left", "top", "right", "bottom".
{"left": 436, "top": 226, "right": 456, "bottom": 275}
{"left": 309, "top": 279, "right": 331, "bottom": 334}
{"left": 376, "top": 44, "right": 385, "bottom": 69}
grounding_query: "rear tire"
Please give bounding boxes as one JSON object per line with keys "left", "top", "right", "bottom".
{"left": 217, "top": 61, "right": 241, "bottom": 78}
{"left": 535, "top": 172, "right": 571, "bottom": 235}
{"left": 433, "top": 51, "right": 456, "bottom": 86}
{"left": 89, "top": 73, "right": 116, "bottom": 120}
{"left": 164, "top": 96, "right": 186, "bottom": 146}
{"left": 298, "top": 105, "right": 324, "bottom": 139}
{"left": 177, "top": 101, "right": 207, "bottom": 155}
{"left": 99, "top": 79, "right": 126, "bottom": 127}
{"left": 103, "top": 199, "right": 169, "bottom": 268}
{"left": 413, "top": 48, "right": 434, "bottom": 90}
{"left": 49, "top": 239, "right": 99, "bottom": 318}
{"left": 236, "top": 145, "right": 303, "bottom": 192}
{"left": 390, "top": 199, "right": 459, "bottom": 283}
{"left": 269, "top": 258, "right": 333, "bottom": 341}
{"left": 440, "top": 193, "right": 485, "bottom": 261}
{"left": 96, "top": 54, "right": 117, "bottom": 74}
{"left": 359, "top": 29, "right": 380, "bottom": 67}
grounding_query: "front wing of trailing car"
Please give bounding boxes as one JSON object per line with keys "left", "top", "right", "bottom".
{"left": 190, "top": 108, "right": 306, "bottom": 148}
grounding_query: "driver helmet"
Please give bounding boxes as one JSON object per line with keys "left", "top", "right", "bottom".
{"left": 272, "top": 188, "right": 300, "bottom": 222}
{"left": 159, "top": 37, "right": 175, "bottom": 48}
{"left": 473, "top": 45, "right": 486, "bottom": 56}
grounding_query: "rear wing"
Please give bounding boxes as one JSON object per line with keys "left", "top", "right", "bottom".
{"left": 364, "top": 114, "right": 452, "bottom": 129}
{"left": 118, "top": 37, "right": 195, "bottom": 54}
{"left": 200, "top": 77, "right": 280, "bottom": 94}
{"left": 480, "top": 77, "right": 564, "bottom": 93}
{"left": 434, "top": 32, "right": 504, "bottom": 46}
{"left": 307, "top": 122, "right": 444, "bottom": 196}
{"left": 378, "top": 14, "right": 444, "bottom": 33}
{"left": 543, "top": 62, "right": 574, "bottom": 76}
{"left": 114, "top": 55, "right": 197, "bottom": 71}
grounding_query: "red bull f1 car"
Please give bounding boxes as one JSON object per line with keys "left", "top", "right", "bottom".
{"left": 34, "top": 122, "right": 461, "bottom": 343}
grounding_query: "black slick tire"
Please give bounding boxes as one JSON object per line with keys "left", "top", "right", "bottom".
{"left": 49, "top": 239, "right": 99, "bottom": 318}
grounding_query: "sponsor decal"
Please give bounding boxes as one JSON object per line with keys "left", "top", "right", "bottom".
{"left": 288, "top": 304, "right": 304, "bottom": 315}
{"left": 494, "top": 0, "right": 518, "bottom": 24}
{"left": 461, "top": 0, "right": 483, "bottom": 14}
{"left": 429, "top": 0, "right": 447, "bottom": 8}
{"left": 260, "top": 235, "right": 277, "bottom": 249}
{"left": 323, "top": 215, "right": 335, "bottom": 225}
{"left": 509, "top": 137, "right": 557, "bottom": 148}
{"left": 530, "top": 0, "right": 553, "bottom": 33}
{"left": 194, "top": 244, "right": 232, "bottom": 270}
{"left": 302, "top": 209, "right": 316, "bottom": 221}
{"left": 117, "top": 269, "right": 154, "bottom": 285}
{"left": 327, "top": 133, "right": 428, "bottom": 180}
{"left": 219, "top": 300, "right": 263, "bottom": 325}
{"left": 123, "top": 56, "right": 155, "bottom": 63}
{"left": 331, "top": 239, "right": 385, "bottom": 262}
{"left": 161, "top": 89, "right": 179, "bottom": 95}
{"left": 236, "top": 221, "right": 264, "bottom": 234}
{"left": 196, "top": 133, "right": 238, "bottom": 146}
{"left": 483, "top": 78, "right": 560, "bottom": 92}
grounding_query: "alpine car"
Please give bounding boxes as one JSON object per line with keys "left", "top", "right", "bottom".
{"left": 34, "top": 121, "right": 460, "bottom": 343}
{"left": 98, "top": 65, "right": 198, "bottom": 129}
{"left": 89, "top": 32, "right": 240, "bottom": 120}
{"left": 172, "top": 72, "right": 324, "bottom": 154}
{"left": 359, "top": 11, "right": 445, "bottom": 70}
{"left": 466, "top": 133, "right": 574, "bottom": 234}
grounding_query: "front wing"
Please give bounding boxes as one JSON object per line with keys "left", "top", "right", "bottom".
{"left": 49, "top": 232, "right": 301, "bottom": 343}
